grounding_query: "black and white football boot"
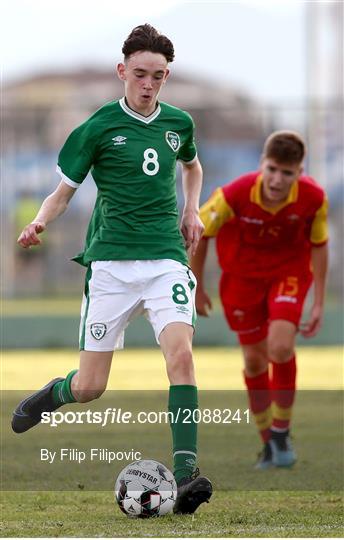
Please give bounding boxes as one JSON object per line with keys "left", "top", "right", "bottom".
{"left": 11, "top": 377, "right": 64, "bottom": 434}
{"left": 173, "top": 468, "right": 212, "bottom": 514}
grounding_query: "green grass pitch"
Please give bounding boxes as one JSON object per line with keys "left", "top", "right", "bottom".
{"left": 1, "top": 347, "right": 343, "bottom": 537}
{"left": 2, "top": 491, "right": 343, "bottom": 537}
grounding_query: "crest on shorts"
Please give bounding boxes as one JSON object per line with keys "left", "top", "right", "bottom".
{"left": 90, "top": 323, "right": 107, "bottom": 340}
{"left": 165, "top": 131, "right": 180, "bottom": 152}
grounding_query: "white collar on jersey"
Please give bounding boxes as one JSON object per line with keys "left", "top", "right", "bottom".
{"left": 119, "top": 97, "right": 161, "bottom": 124}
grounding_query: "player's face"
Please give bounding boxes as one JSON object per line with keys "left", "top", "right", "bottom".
{"left": 117, "top": 51, "right": 169, "bottom": 115}
{"left": 260, "top": 158, "right": 302, "bottom": 204}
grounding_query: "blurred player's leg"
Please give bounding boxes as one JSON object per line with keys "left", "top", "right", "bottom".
{"left": 220, "top": 274, "right": 275, "bottom": 468}
{"left": 242, "top": 341, "right": 273, "bottom": 469}
{"left": 267, "top": 320, "right": 297, "bottom": 467}
{"left": 266, "top": 272, "right": 312, "bottom": 467}
{"left": 243, "top": 341, "right": 271, "bottom": 443}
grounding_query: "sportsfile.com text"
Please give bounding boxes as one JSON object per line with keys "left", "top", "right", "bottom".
{"left": 41, "top": 407, "right": 250, "bottom": 427}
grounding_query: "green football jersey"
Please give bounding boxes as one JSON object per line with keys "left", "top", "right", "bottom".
{"left": 57, "top": 97, "right": 197, "bottom": 266}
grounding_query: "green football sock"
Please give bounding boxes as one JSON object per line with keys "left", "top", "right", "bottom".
{"left": 169, "top": 384, "right": 198, "bottom": 483}
{"left": 52, "top": 370, "right": 78, "bottom": 407}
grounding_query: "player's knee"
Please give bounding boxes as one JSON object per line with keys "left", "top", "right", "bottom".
{"left": 244, "top": 350, "right": 267, "bottom": 377}
{"left": 244, "top": 361, "right": 267, "bottom": 377}
{"left": 166, "top": 347, "right": 194, "bottom": 380}
{"left": 74, "top": 388, "right": 105, "bottom": 403}
{"left": 268, "top": 340, "right": 294, "bottom": 363}
{"left": 72, "top": 381, "right": 106, "bottom": 403}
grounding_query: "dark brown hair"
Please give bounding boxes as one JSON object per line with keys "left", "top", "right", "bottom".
{"left": 262, "top": 131, "right": 306, "bottom": 164}
{"left": 122, "top": 24, "right": 174, "bottom": 62}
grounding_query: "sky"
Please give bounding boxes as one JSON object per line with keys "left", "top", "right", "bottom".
{"left": 3, "top": 0, "right": 307, "bottom": 102}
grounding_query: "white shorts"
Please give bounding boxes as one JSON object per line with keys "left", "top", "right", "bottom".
{"left": 79, "top": 259, "right": 197, "bottom": 351}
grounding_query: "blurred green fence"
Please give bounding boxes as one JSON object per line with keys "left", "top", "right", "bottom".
{"left": 2, "top": 305, "right": 342, "bottom": 349}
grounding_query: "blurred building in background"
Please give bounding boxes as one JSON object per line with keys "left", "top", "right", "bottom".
{"left": 305, "top": 1, "right": 343, "bottom": 297}
{"left": 306, "top": 0, "right": 343, "bottom": 188}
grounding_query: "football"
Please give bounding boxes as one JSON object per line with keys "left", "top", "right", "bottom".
{"left": 115, "top": 459, "right": 177, "bottom": 518}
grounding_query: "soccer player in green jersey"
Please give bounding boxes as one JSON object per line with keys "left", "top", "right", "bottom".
{"left": 12, "top": 24, "right": 212, "bottom": 514}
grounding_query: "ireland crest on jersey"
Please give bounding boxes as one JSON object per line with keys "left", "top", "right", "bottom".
{"left": 90, "top": 323, "right": 107, "bottom": 340}
{"left": 165, "top": 131, "right": 181, "bottom": 152}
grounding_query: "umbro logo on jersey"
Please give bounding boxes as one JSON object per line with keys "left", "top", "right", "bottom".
{"left": 240, "top": 216, "right": 264, "bottom": 225}
{"left": 165, "top": 131, "right": 180, "bottom": 152}
{"left": 112, "top": 135, "right": 127, "bottom": 146}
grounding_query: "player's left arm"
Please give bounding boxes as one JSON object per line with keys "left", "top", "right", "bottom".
{"left": 300, "top": 195, "right": 329, "bottom": 338}
{"left": 180, "top": 158, "right": 204, "bottom": 255}
{"left": 300, "top": 244, "right": 329, "bottom": 337}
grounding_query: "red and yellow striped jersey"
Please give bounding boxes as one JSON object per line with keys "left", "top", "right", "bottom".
{"left": 200, "top": 172, "right": 328, "bottom": 278}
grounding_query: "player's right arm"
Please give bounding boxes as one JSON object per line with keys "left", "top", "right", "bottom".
{"left": 190, "top": 187, "right": 235, "bottom": 316}
{"left": 18, "top": 113, "right": 98, "bottom": 249}
{"left": 17, "top": 181, "right": 76, "bottom": 248}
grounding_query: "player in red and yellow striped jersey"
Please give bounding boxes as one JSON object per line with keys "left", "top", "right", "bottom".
{"left": 191, "top": 131, "right": 328, "bottom": 468}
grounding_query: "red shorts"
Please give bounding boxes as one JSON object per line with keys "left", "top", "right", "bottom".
{"left": 220, "top": 271, "right": 313, "bottom": 345}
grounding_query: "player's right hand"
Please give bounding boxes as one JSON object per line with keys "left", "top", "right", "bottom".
{"left": 17, "top": 221, "right": 46, "bottom": 248}
{"left": 195, "top": 289, "right": 212, "bottom": 317}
